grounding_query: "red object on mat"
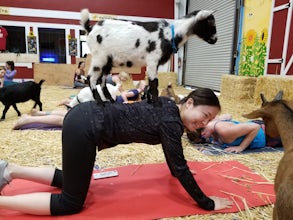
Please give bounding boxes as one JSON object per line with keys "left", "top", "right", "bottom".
{"left": 0, "top": 161, "right": 275, "bottom": 219}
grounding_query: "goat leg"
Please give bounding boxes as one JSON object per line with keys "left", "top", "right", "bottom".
{"left": 102, "top": 84, "right": 115, "bottom": 103}
{"left": 92, "top": 89, "right": 104, "bottom": 105}
{"left": 1, "top": 105, "right": 12, "bottom": 120}
{"left": 148, "top": 78, "right": 161, "bottom": 107}
{"left": 33, "top": 101, "right": 42, "bottom": 111}
{"left": 12, "top": 103, "right": 21, "bottom": 116}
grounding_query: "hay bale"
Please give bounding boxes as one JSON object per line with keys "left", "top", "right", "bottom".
{"left": 253, "top": 75, "right": 293, "bottom": 105}
{"left": 220, "top": 74, "right": 257, "bottom": 102}
{"left": 157, "top": 72, "right": 177, "bottom": 88}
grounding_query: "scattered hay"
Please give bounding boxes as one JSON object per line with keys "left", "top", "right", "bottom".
{"left": 0, "top": 85, "right": 281, "bottom": 220}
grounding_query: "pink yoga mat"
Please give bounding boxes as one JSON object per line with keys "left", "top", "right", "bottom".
{"left": 0, "top": 160, "right": 275, "bottom": 219}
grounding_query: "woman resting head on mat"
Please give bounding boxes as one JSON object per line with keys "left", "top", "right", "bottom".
{"left": 0, "top": 88, "right": 233, "bottom": 216}
{"left": 188, "top": 114, "right": 266, "bottom": 153}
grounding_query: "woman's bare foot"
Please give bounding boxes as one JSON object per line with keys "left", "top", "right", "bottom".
{"left": 57, "top": 98, "right": 72, "bottom": 106}
{"left": 13, "top": 114, "right": 31, "bottom": 130}
{"left": 31, "top": 109, "right": 38, "bottom": 116}
{"left": 31, "top": 109, "right": 50, "bottom": 116}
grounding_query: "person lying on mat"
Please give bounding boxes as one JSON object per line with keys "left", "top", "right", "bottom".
{"left": 13, "top": 81, "right": 147, "bottom": 130}
{"left": 200, "top": 114, "right": 266, "bottom": 153}
{"left": 0, "top": 88, "right": 233, "bottom": 216}
{"left": 13, "top": 108, "right": 67, "bottom": 129}
{"left": 116, "top": 80, "right": 147, "bottom": 103}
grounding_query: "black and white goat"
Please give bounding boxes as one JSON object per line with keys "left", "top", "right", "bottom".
{"left": 80, "top": 9, "right": 217, "bottom": 106}
{"left": 244, "top": 91, "right": 293, "bottom": 220}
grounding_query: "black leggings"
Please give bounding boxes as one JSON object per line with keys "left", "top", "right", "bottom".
{"left": 50, "top": 102, "right": 102, "bottom": 215}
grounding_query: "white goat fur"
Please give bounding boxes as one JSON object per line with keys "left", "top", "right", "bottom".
{"left": 68, "top": 83, "right": 120, "bottom": 108}
{"left": 80, "top": 9, "right": 217, "bottom": 104}
{"left": 244, "top": 91, "right": 293, "bottom": 220}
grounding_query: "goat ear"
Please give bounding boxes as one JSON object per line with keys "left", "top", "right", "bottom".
{"left": 260, "top": 93, "right": 267, "bottom": 104}
{"left": 274, "top": 90, "right": 283, "bottom": 101}
{"left": 199, "top": 10, "right": 215, "bottom": 20}
{"left": 210, "top": 10, "right": 217, "bottom": 15}
{"left": 242, "top": 109, "right": 264, "bottom": 119}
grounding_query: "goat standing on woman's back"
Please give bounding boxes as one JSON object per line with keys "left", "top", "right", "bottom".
{"left": 80, "top": 9, "right": 217, "bottom": 106}
{"left": 244, "top": 91, "right": 293, "bottom": 220}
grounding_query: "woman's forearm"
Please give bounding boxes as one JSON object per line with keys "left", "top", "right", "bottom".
{"left": 238, "top": 126, "right": 259, "bottom": 150}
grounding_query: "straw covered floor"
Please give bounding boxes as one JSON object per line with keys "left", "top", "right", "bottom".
{"left": 0, "top": 84, "right": 281, "bottom": 220}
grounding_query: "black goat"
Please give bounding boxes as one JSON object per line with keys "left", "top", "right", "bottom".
{"left": 0, "top": 80, "right": 45, "bottom": 120}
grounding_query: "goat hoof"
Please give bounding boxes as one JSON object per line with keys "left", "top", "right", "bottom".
{"left": 147, "top": 97, "right": 162, "bottom": 107}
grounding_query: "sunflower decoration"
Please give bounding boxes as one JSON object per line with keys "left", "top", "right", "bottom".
{"left": 245, "top": 29, "right": 257, "bottom": 47}
{"left": 259, "top": 28, "right": 268, "bottom": 44}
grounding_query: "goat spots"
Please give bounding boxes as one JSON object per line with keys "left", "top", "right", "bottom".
{"left": 134, "top": 21, "right": 159, "bottom": 32}
{"left": 96, "top": 35, "right": 103, "bottom": 44}
{"left": 126, "top": 61, "right": 133, "bottom": 67}
{"left": 146, "top": 40, "right": 156, "bottom": 53}
{"left": 135, "top": 39, "right": 140, "bottom": 48}
{"left": 93, "top": 66, "right": 100, "bottom": 72}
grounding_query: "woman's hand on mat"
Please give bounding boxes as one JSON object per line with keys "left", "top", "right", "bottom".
{"left": 209, "top": 196, "right": 233, "bottom": 210}
{"left": 224, "top": 146, "right": 245, "bottom": 153}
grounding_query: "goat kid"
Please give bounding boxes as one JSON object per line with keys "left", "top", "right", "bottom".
{"left": 243, "top": 91, "right": 293, "bottom": 220}
{"left": 68, "top": 83, "right": 120, "bottom": 108}
{"left": 80, "top": 9, "right": 217, "bottom": 106}
{"left": 0, "top": 80, "right": 45, "bottom": 120}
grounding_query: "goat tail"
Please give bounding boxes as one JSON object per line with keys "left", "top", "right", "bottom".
{"left": 80, "top": 9, "right": 92, "bottom": 34}
{"left": 38, "top": 79, "right": 45, "bottom": 86}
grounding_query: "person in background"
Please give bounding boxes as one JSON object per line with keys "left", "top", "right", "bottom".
{"left": 13, "top": 81, "right": 146, "bottom": 129}
{"left": 199, "top": 114, "right": 266, "bottom": 153}
{"left": 13, "top": 108, "right": 67, "bottom": 130}
{"left": 0, "top": 66, "right": 5, "bottom": 88}
{"left": 106, "top": 71, "right": 130, "bottom": 87}
{"left": 2, "top": 88, "right": 232, "bottom": 215}
{"left": 116, "top": 80, "right": 147, "bottom": 103}
{"left": 105, "top": 71, "right": 131, "bottom": 97}
{"left": 3, "top": 61, "right": 17, "bottom": 86}
{"left": 73, "top": 61, "right": 88, "bottom": 88}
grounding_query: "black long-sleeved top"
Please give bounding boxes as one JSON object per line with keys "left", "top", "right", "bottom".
{"left": 94, "top": 97, "right": 215, "bottom": 210}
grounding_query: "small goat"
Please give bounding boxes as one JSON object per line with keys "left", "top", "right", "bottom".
{"left": 80, "top": 9, "right": 217, "bottom": 106}
{"left": 68, "top": 83, "right": 120, "bottom": 108}
{"left": 244, "top": 91, "right": 293, "bottom": 220}
{"left": 0, "top": 80, "right": 45, "bottom": 120}
{"left": 160, "top": 82, "right": 181, "bottom": 104}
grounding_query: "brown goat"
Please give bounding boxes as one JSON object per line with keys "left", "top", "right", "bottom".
{"left": 160, "top": 83, "right": 181, "bottom": 104}
{"left": 243, "top": 90, "right": 293, "bottom": 220}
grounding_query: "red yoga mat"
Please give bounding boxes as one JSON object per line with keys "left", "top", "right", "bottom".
{"left": 0, "top": 160, "right": 275, "bottom": 219}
